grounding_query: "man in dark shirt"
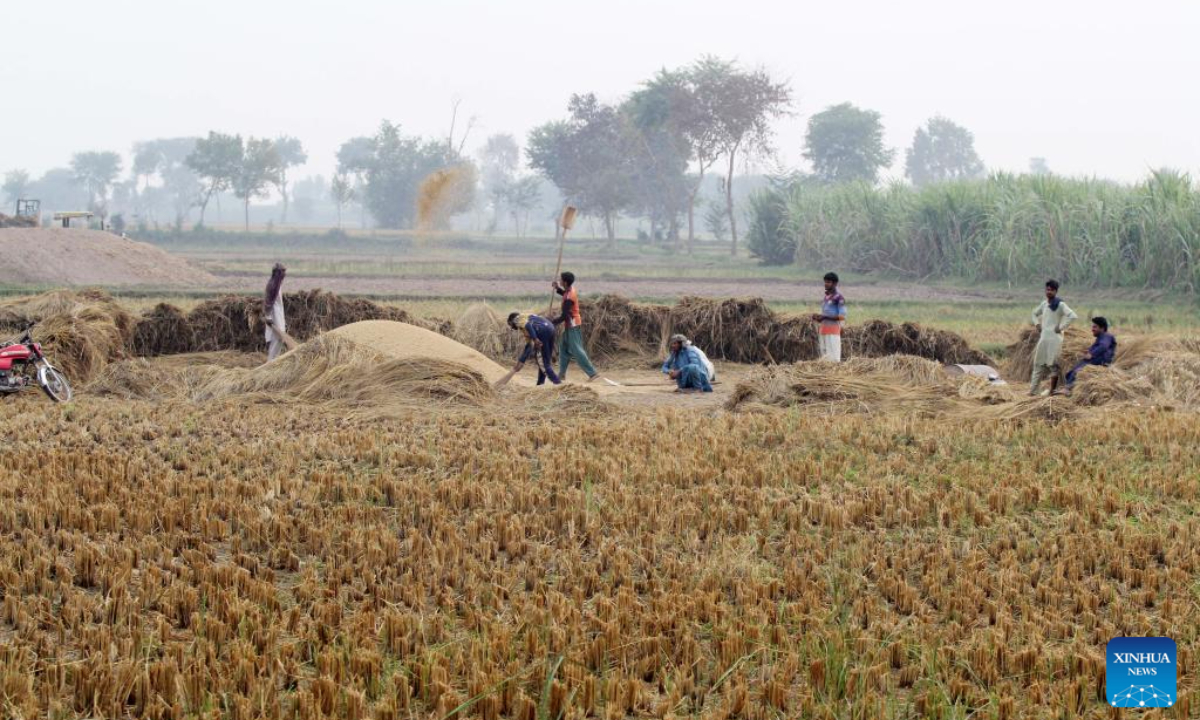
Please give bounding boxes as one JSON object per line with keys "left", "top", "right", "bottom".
{"left": 1065, "top": 316, "right": 1117, "bottom": 387}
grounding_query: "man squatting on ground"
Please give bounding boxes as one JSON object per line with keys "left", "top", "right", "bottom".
{"left": 263, "top": 263, "right": 287, "bottom": 362}
{"left": 813, "top": 272, "right": 846, "bottom": 362}
{"left": 661, "top": 334, "right": 713, "bottom": 393}
{"left": 1029, "top": 279, "right": 1078, "bottom": 395}
{"left": 1065, "top": 316, "right": 1116, "bottom": 387}
{"left": 552, "top": 271, "right": 599, "bottom": 381}
{"left": 506, "top": 312, "right": 561, "bottom": 385}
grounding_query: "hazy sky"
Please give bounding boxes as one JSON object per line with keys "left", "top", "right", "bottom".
{"left": 2, "top": 0, "right": 1197, "bottom": 184}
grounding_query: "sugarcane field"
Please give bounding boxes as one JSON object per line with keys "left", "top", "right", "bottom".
{"left": 3, "top": 3, "right": 1200, "bottom": 719}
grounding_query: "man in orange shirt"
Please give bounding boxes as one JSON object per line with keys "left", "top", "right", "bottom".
{"left": 552, "top": 271, "right": 599, "bottom": 381}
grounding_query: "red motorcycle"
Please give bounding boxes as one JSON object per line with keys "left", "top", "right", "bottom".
{"left": 0, "top": 322, "right": 72, "bottom": 402}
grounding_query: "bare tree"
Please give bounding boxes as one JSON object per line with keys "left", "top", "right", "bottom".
{"left": 330, "top": 173, "right": 355, "bottom": 229}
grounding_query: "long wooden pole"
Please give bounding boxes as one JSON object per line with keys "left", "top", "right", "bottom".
{"left": 547, "top": 205, "right": 577, "bottom": 315}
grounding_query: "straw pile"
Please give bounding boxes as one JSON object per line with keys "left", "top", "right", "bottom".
{"left": 0, "top": 289, "right": 134, "bottom": 383}
{"left": 728, "top": 355, "right": 1076, "bottom": 421}
{"left": 130, "top": 303, "right": 195, "bottom": 355}
{"left": 582, "top": 295, "right": 670, "bottom": 359}
{"left": 87, "top": 353, "right": 255, "bottom": 402}
{"left": 580, "top": 295, "right": 992, "bottom": 366}
{"left": 0, "top": 213, "right": 38, "bottom": 228}
{"left": 197, "top": 335, "right": 495, "bottom": 410}
{"left": 845, "top": 319, "right": 992, "bottom": 365}
{"left": 136, "top": 290, "right": 447, "bottom": 355}
{"left": 1004, "top": 326, "right": 1091, "bottom": 382}
{"left": 452, "top": 303, "right": 524, "bottom": 362}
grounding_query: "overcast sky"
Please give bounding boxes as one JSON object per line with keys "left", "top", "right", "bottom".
{"left": 2, "top": 0, "right": 1197, "bottom": 184}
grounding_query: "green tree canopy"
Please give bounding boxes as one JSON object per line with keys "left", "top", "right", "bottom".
{"left": 803, "top": 103, "right": 894, "bottom": 185}
{"left": 904, "top": 116, "right": 985, "bottom": 187}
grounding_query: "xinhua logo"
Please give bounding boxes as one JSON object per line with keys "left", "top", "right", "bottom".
{"left": 1107, "top": 637, "right": 1176, "bottom": 708}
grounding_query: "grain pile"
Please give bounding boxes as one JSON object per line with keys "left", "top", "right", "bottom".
{"left": 0, "top": 213, "right": 38, "bottom": 228}
{"left": 325, "top": 320, "right": 516, "bottom": 386}
{"left": 0, "top": 228, "right": 215, "bottom": 287}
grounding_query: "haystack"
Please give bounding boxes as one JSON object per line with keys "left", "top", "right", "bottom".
{"left": 177, "top": 290, "right": 445, "bottom": 354}
{"left": 582, "top": 295, "right": 670, "bottom": 359}
{"left": 452, "top": 303, "right": 524, "bottom": 362}
{"left": 845, "top": 320, "right": 992, "bottom": 366}
{"left": 130, "top": 303, "right": 195, "bottom": 356}
{"left": 1070, "top": 365, "right": 1157, "bottom": 407}
{"left": 578, "top": 295, "right": 991, "bottom": 367}
{"left": 727, "top": 356, "right": 957, "bottom": 413}
{"left": 1004, "top": 326, "right": 1091, "bottom": 382}
{"left": 0, "top": 289, "right": 134, "bottom": 384}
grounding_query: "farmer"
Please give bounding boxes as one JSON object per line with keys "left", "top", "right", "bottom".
{"left": 812, "top": 272, "right": 846, "bottom": 362}
{"left": 506, "top": 312, "right": 561, "bottom": 386}
{"left": 1065, "top": 317, "right": 1117, "bottom": 387}
{"left": 661, "top": 334, "right": 713, "bottom": 393}
{"left": 263, "top": 263, "right": 287, "bottom": 361}
{"left": 1029, "top": 279, "right": 1078, "bottom": 395}
{"left": 552, "top": 271, "right": 599, "bottom": 382}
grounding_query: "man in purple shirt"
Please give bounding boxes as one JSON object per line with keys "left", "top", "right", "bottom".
{"left": 1065, "top": 316, "right": 1117, "bottom": 387}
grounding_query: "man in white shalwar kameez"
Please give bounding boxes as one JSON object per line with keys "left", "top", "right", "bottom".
{"left": 264, "top": 263, "right": 287, "bottom": 362}
{"left": 1029, "top": 279, "right": 1077, "bottom": 395}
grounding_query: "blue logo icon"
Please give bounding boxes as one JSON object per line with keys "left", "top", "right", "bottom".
{"left": 1107, "top": 637, "right": 1176, "bottom": 708}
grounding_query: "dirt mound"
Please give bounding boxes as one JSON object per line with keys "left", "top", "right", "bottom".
{"left": 0, "top": 289, "right": 134, "bottom": 383}
{"left": 326, "top": 320, "right": 517, "bottom": 386}
{"left": 0, "top": 228, "right": 215, "bottom": 287}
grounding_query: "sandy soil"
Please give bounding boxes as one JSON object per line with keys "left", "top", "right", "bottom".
{"left": 216, "top": 274, "right": 1012, "bottom": 303}
{"left": 0, "top": 228, "right": 215, "bottom": 287}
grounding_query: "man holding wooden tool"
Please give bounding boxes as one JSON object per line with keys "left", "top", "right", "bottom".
{"left": 552, "top": 271, "right": 599, "bottom": 382}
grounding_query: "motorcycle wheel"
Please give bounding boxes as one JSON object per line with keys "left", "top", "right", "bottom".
{"left": 37, "top": 364, "right": 72, "bottom": 403}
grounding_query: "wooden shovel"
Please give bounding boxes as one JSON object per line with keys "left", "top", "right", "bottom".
{"left": 547, "top": 205, "right": 578, "bottom": 315}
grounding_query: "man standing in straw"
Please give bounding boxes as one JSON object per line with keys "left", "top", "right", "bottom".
{"left": 812, "top": 272, "right": 846, "bottom": 362}
{"left": 552, "top": 271, "right": 599, "bottom": 382}
{"left": 263, "top": 263, "right": 287, "bottom": 362}
{"left": 1029, "top": 279, "right": 1078, "bottom": 395}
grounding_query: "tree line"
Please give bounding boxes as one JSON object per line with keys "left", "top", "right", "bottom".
{"left": 3, "top": 54, "right": 1014, "bottom": 245}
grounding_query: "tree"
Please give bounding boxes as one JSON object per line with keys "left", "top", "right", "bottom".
{"left": 2, "top": 169, "right": 30, "bottom": 207}
{"left": 478, "top": 134, "right": 520, "bottom": 232}
{"left": 700, "top": 58, "right": 792, "bottom": 255}
{"left": 502, "top": 176, "right": 542, "bottom": 237}
{"left": 28, "top": 168, "right": 90, "bottom": 214}
{"left": 904, "top": 116, "right": 985, "bottom": 187}
{"left": 624, "top": 73, "right": 692, "bottom": 244}
{"left": 358, "top": 121, "right": 448, "bottom": 229}
{"left": 803, "top": 102, "right": 894, "bottom": 185}
{"left": 273, "top": 136, "right": 307, "bottom": 224}
{"left": 337, "top": 136, "right": 376, "bottom": 228}
{"left": 527, "top": 93, "right": 636, "bottom": 246}
{"left": 187, "top": 132, "right": 243, "bottom": 225}
{"left": 704, "top": 196, "right": 729, "bottom": 241}
{"left": 232, "top": 137, "right": 282, "bottom": 231}
{"left": 330, "top": 173, "right": 355, "bottom": 229}
{"left": 70, "top": 151, "right": 123, "bottom": 222}
{"left": 1029, "top": 157, "right": 1051, "bottom": 176}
